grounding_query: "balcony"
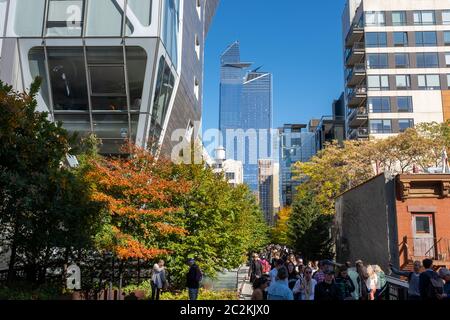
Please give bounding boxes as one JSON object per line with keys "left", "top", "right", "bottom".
{"left": 347, "top": 85, "right": 367, "bottom": 108}
{"left": 345, "top": 23, "right": 364, "bottom": 47}
{"left": 347, "top": 106, "right": 368, "bottom": 128}
{"left": 346, "top": 63, "right": 366, "bottom": 87}
{"left": 348, "top": 127, "right": 369, "bottom": 140}
{"left": 345, "top": 42, "right": 365, "bottom": 67}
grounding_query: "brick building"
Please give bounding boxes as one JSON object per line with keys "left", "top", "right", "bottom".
{"left": 335, "top": 173, "right": 450, "bottom": 272}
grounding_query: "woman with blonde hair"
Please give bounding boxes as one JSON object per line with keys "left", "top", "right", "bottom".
{"left": 366, "top": 265, "right": 378, "bottom": 300}
{"left": 373, "top": 265, "right": 386, "bottom": 299}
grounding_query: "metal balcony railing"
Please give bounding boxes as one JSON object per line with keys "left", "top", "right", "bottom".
{"left": 345, "top": 22, "right": 364, "bottom": 46}
{"left": 347, "top": 85, "right": 367, "bottom": 102}
{"left": 348, "top": 106, "right": 368, "bottom": 122}
{"left": 345, "top": 42, "right": 365, "bottom": 64}
{"left": 346, "top": 63, "right": 366, "bottom": 82}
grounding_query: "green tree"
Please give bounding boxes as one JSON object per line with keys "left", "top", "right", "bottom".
{"left": 270, "top": 207, "right": 291, "bottom": 245}
{"left": 0, "top": 80, "right": 103, "bottom": 284}
{"left": 287, "top": 191, "right": 333, "bottom": 261}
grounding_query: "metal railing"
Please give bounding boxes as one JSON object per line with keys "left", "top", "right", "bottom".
{"left": 345, "top": 22, "right": 364, "bottom": 45}
{"left": 346, "top": 63, "right": 366, "bottom": 82}
{"left": 345, "top": 42, "right": 366, "bottom": 64}
{"left": 403, "top": 237, "right": 450, "bottom": 262}
{"left": 347, "top": 85, "right": 367, "bottom": 102}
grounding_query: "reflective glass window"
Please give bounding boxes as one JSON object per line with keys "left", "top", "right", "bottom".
{"left": 126, "top": 0, "right": 152, "bottom": 36}
{"left": 418, "top": 74, "right": 441, "bottom": 89}
{"left": 368, "top": 75, "right": 389, "bottom": 90}
{"left": 54, "top": 114, "right": 91, "bottom": 136}
{"left": 14, "top": 0, "right": 46, "bottom": 36}
{"left": 370, "top": 119, "right": 392, "bottom": 134}
{"left": 444, "top": 31, "right": 450, "bottom": 45}
{"left": 415, "top": 32, "right": 437, "bottom": 46}
{"left": 368, "top": 97, "right": 391, "bottom": 113}
{"left": 443, "top": 11, "right": 450, "bottom": 25}
{"left": 126, "top": 47, "right": 147, "bottom": 111}
{"left": 397, "top": 97, "right": 413, "bottom": 113}
{"left": 365, "top": 11, "right": 385, "bottom": 26}
{"left": 86, "top": 0, "right": 124, "bottom": 36}
{"left": 399, "top": 119, "right": 414, "bottom": 132}
{"left": 162, "top": 0, "right": 180, "bottom": 67}
{"left": 47, "top": 47, "right": 89, "bottom": 111}
{"left": 87, "top": 47, "right": 124, "bottom": 64}
{"left": 46, "top": 0, "right": 84, "bottom": 36}
{"left": 395, "top": 75, "right": 411, "bottom": 90}
{"left": 366, "top": 32, "right": 387, "bottom": 47}
{"left": 446, "top": 53, "right": 450, "bottom": 66}
{"left": 414, "top": 11, "right": 435, "bottom": 25}
{"left": 28, "top": 47, "right": 50, "bottom": 107}
{"left": 392, "top": 11, "right": 406, "bottom": 26}
{"left": 393, "top": 32, "right": 408, "bottom": 47}
{"left": 395, "top": 53, "right": 409, "bottom": 68}
{"left": 89, "top": 66, "right": 126, "bottom": 95}
{"left": 367, "top": 53, "right": 388, "bottom": 69}
{"left": 416, "top": 53, "right": 439, "bottom": 68}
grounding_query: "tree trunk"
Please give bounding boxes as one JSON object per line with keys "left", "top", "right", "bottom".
{"left": 7, "top": 223, "right": 19, "bottom": 284}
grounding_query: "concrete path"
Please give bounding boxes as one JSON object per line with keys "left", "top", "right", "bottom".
{"left": 237, "top": 266, "right": 253, "bottom": 300}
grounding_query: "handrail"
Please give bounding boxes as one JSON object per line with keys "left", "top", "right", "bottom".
{"left": 424, "top": 238, "right": 442, "bottom": 257}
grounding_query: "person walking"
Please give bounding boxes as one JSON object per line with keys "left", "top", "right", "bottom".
{"left": 335, "top": 266, "right": 356, "bottom": 300}
{"left": 269, "top": 259, "right": 288, "bottom": 287}
{"left": 356, "top": 260, "right": 369, "bottom": 301}
{"left": 251, "top": 277, "right": 269, "bottom": 301}
{"left": 366, "top": 265, "right": 378, "bottom": 300}
{"left": 267, "top": 267, "right": 294, "bottom": 300}
{"left": 151, "top": 259, "right": 165, "bottom": 300}
{"left": 419, "top": 259, "right": 443, "bottom": 300}
{"left": 373, "top": 265, "right": 386, "bottom": 300}
{"left": 347, "top": 261, "right": 361, "bottom": 300}
{"left": 287, "top": 262, "right": 300, "bottom": 290}
{"left": 390, "top": 261, "right": 422, "bottom": 300}
{"left": 248, "top": 253, "right": 263, "bottom": 284}
{"left": 186, "top": 258, "right": 203, "bottom": 301}
{"left": 293, "top": 266, "right": 317, "bottom": 301}
{"left": 314, "top": 270, "right": 343, "bottom": 301}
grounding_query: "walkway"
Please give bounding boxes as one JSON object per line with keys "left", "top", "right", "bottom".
{"left": 237, "top": 266, "right": 253, "bottom": 300}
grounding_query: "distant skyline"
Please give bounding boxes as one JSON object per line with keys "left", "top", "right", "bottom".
{"left": 202, "top": 0, "right": 346, "bottom": 134}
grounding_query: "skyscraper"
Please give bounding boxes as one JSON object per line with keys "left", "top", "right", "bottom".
{"left": 0, "top": 0, "right": 219, "bottom": 156}
{"left": 219, "top": 42, "right": 274, "bottom": 192}
{"left": 343, "top": 0, "right": 450, "bottom": 141}
{"left": 279, "top": 124, "right": 316, "bottom": 207}
{"left": 258, "top": 159, "right": 280, "bottom": 226}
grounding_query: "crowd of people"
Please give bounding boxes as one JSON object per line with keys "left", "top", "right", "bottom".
{"left": 248, "top": 245, "right": 450, "bottom": 301}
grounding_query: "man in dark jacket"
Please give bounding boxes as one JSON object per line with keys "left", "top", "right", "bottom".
{"left": 419, "top": 259, "right": 443, "bottom": 300}
{"left": 248, "top": 253, "right": 263, "bottom": 284}
{"left": 314, "top": 270, "right": 343, "bottom": 301}
{"left": 186, "top": 258, "right": 202, "bottom": 300}
{"left": 335, "top": 266, "right": 356, "bottom": 300}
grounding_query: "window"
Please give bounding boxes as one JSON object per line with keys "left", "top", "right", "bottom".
{"left": 28, "top": 48, "right": 50, "bottom": 107}
{"left": 397, "top": 97, "right": 413, "bottom": 112}
{"left": 368, "top": 97, "right": 391, "bottom": 113}
{"left": 225, "top": 172, "right": 235, "bottom": 181}
{"left": 195, "top": 34, "right": 200, "bottom": 59}
{"left": 126, "top": 47, "right": 148, "bottom": 111}
{"left": 370, "top": 119, "right": 392, "bottom": 134}
{"left": 418, "top": 74, "right": 441, "bottom": 90}
{"left": 46, "top": 0, "right": 84, "bottom": 37}
{"left": 86, "top": 0, "right": 124, "bottom": 36}
{"left": 367, "top": 53, "right": 388, "bottom": 69}
{"left": 14, "top": 0, "right": 46, "bottom": 36}
{"left": 92, "top": 114, "right": 129, "bottom": 139}
{"left": 162, "top": 0, "right": 181, "bottom": 68}
{"left": 398, "top": 119, "right": 414, "bottom": 132}
{"left": 446, "top": 53, "right": 450, "bottom": 66}
{"left": 54, "top": 114, "right": 91, "bottom": 135}
{"left": 368, "top": 75, "right": 389, "bottom": 90}
{"left": 448, "top": 74, "right": 450, "bottom": 89}
{"left": 149, "top": 57, "right": 176, "bottom": 142}
{"left": 366, "top": 32, "right": 387, "bottom": 47}
{"left": 443, "top": 11, "right": 450, "bottom": 24}
{"left": 47, "top": 47, "right": 89, "bottom": 111}
{"left": 194, "top": 77, "right": 199, "bottom": 100}
{"left": 415, "top": 31, "right": 437, "bottom": 46}
{"left": 445, "top": 31, "right": 450, "bottom": 45}
{"left": 413, "top": 11, "right": 435, "bottom": 25}
{"left": 127, "top": 0, "right": 152, "bottom": 27}
{"left": 415, "top": 216, "right": 431, "bottom": 234}
{"left": 196, "top": 0, "right": 201, "bottom": 18}
{"left": 392, "top": 11, "right": 406, "bottom": 26}
{"left": 416, "top": 53, "right": 439, "bottom": 68}
{"left": 395, "top": 75, "right": 411, "bottom": 90}
{"left": 393, "top": 32, "right": 408, "bottom": 47}
{"left": 395, "top": 53, "right": 409, "bottom": 68}
{"left": 365, "top": 11, "right": 385, "bottom": 26}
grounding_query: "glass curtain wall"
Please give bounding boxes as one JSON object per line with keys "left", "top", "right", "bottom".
{"left": 46, "top": 0, "right": 84, "bottom": 36}
{"left": 162, "top": 0, "right": 180, "bottom": 68}
{"left": 28, "top": 46, "right": 147, "bottom": 153}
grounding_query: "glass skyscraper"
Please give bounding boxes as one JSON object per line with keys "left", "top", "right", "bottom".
{"left": 219, "top": 42, "right": 274, "bottom": 192}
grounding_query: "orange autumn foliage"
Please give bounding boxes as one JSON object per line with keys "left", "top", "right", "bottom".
{"left": 87, "top": 145, "right": 190, "bottom": 260}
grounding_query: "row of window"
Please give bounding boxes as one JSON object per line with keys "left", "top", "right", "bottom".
{"left": 365, "top": 10, "right": 450, "bottom": 26}
{"left": 367, "top": 74, "right": 448, "bottom": 90}
{"left": 366, "top": 31, "right": 450, "bottom": 47}
{"left": 369, "top": 119, "right": 414, "bottom": 134}
{"left": 366, "top": 52, "right": 450, "bottom": 69}
{"left": 368, "top": 97, "right": 413, "bottom": 113}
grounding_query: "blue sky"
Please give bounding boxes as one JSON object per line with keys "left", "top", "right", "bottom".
{"left": 202, "top": 0, "right": 346, "bottom": 132}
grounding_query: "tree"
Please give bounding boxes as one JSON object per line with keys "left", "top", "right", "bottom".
{"left": 0, "top": 80, "right": 103, "bottom": 284}
{"left": 270, "top": 207, "right": 292, "bottom": 245}
{"left": 287, "top": 191, "right": 333, "bottom": 261}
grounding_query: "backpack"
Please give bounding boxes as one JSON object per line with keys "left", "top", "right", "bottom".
{"left": 261, "top": 260, "right": 271, "bottom": 274}
{"left": 427, "top": 273, "right": 444, "bottom": 299}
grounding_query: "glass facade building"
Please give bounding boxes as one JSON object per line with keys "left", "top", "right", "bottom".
{"left": 279, "top": 124, "right": 317, "bottom": 207}
{"left": 219, "top": 42, "right": 274, "bottom": 192}
{"left": 0, "top": 0, "right": 219, "bottom": 155}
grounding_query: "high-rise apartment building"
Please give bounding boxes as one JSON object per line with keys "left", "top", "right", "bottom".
{"left": 279, "top": 124, "right": 316, "bottom": 207}
{"left": 343, "top": 0, "right": 450, "bottom": 141}
{"left": 258, "top": 159, "right": 280, "bottom": 226}
{"left": 0, "top": 0, "right": 219, "bottom": 155}
{"left": 219, "top": 42, "right": 274, "bottom": 192}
